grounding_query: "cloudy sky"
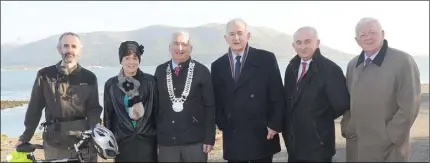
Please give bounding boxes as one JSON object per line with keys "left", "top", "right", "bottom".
{"left": 1, "top": 1, "right": 428, "bottom": 55}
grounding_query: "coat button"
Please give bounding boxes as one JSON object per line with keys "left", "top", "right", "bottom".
{"left": 250, "top": 94, "right": 255, "bottom": 98}
{"left": 172, "top": 137, "right": 176, "bottom": 140}
{"left": 174, "top": 88, "right": 176, "bottom": 90}
{"left": 172, "top": 121, "right": 175, "bottom": 124}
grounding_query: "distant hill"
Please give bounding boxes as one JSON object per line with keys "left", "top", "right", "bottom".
{"left": 1, "top": 24, "right": 354, "bottom": 68}
{"left": 1, "top": 43, "right": 21, "bottom": 56}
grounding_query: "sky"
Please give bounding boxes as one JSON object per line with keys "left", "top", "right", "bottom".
{"left": 1, "top": 1, "right": 429, "bottom": 56}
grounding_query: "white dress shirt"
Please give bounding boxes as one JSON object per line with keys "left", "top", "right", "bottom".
{"left": 297, "top": 59, "right": 312, "bottom": 81}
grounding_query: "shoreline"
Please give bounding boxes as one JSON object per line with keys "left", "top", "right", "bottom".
{"left": 1, "top": 84, "right": 427, "bottom": 110}
{"left": 1, "top": 100, "right": 29, "bottom": 110}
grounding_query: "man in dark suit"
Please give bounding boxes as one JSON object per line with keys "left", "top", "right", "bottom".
{"left": 154, "top": 31, "right": 216, "bottom": 162}
{"left": 282, "top": 26, "right": 350, "bottom": 162}
{"left": 211, "top": 18, "right": 285, "bottom": 162}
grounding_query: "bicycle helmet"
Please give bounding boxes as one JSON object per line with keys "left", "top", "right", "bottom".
{"left": 91, "top": 125, "right": 119, "bottom": 159}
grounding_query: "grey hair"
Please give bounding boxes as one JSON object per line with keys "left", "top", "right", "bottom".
{"left": 170, "top": 31, "right": 192, "bottom": 46}
{"left": 293, "top": 26, "right": 319, "bottom": 41}
{"left": 57, "top": 32, "right": 82, "bottom": 48}
{"left": 355, "top": 17, "right": 383, "bottom": 37}
{"left": 225, "top": 18, "right": 249, "bottom": 34}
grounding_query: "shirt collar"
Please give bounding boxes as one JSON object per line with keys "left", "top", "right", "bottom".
{"left": 364, "top": 47, "right": 381, "bottom": 61}
{"left": 230, "top": 49, "right": 245, "bottom": 62}
{"left": 301, "top": 58, "right": 312, "bottom": 64}
{"left": 171, "top": 59, "right": 179, "bottom": 69}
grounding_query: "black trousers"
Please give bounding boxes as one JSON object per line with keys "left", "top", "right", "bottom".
{"left": 288, "top": 155, "right": 332, "bottom": 162}
{"left": 115, "top": 137, "right": 157, "bottom": 162}
{"left": 227, "top": 155, "right": 273, "bottom": 163}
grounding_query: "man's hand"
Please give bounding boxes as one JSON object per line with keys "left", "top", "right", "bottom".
{"left": 267, "top": 127, "right": 278, "bottom": 140}
{"left": 203, "top": 144, "right": 213, "bottom": 153}
{"left": 14, "top": 141, "right": 23, "bottom": 148}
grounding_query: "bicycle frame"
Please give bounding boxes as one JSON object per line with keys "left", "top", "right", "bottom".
{"left": 23, "top": 130, "right": 93, "bottom": 163}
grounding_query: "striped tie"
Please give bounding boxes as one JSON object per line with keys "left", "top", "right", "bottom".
{"left": 296, "top": 62, "right": 308, "bottom": 88}
{"left": 365, "top": 58, "right": 372, "bottom": 66}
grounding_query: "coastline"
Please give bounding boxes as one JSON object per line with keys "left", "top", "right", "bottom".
{"left": 1, "top": 84, "right": 427, "bottom": 110}
{"left": 1, "top": 100, "right": 28, "bottom": 110}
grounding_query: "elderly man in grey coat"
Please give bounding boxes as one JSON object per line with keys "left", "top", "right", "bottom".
{"left": 341, "top": 17, "right": 421, "bottom": 162}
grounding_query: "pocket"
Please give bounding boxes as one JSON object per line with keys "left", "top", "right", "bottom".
{"left": 312, "top": 121, "right": 325, "bottom": 146}
{"left": 382, "top": 127, "right": 393, "bottom": 150}
{"left": 69, "top": 85, "right": 92, "bottom": 107}
{"left": 58, "top": 119, "right": 88, "bottom": 147}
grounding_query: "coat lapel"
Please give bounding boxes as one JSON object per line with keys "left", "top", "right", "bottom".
{"left": 290, "top": 63, "right": 316, "bottom": 108}
{"left": 234, "top": 47, "right": 258, "bottom": 91}
{"left": 218, "top": 54, "right": 236, "bottom": 90}
{"left": 289, "top": 48, "right": 322, "bottom": 108}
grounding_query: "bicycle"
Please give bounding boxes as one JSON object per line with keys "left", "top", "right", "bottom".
{"left": 8, "top": 124, "right": 119, "bottom": 163}
{"left": 12, "top": 130, "right": 93, "bottom": 162}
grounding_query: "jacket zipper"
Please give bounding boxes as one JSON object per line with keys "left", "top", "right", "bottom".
{"left": 313, "top": 121, "right": 325, "bottom": 145}
{"left": 192, "top": 117, "right": 199, "bottom": 123}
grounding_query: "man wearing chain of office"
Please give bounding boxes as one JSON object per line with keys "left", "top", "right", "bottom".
{"left": 154, "top": 31, "right": 216, "bottom": 162}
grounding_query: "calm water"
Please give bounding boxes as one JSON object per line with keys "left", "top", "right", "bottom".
{"left": 1, "top": 60, "right": 429, "bottom": 137}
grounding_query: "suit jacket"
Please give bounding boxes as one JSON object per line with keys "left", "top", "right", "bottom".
{"left": 282, "top": 48, "right": 350, "bottom": 160}
{"left": 154, "top": 59, "right": 216, "bottom": 146}
{"left": 211, "top": 46, "right": 285, "bottom": 161}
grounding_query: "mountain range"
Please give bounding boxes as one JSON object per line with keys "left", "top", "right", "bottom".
{"left": 1, "top": 23, "right": 356, "bottom": 68}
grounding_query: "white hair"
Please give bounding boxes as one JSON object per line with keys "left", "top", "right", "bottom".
{"left": 170, "top": 31, "right": 192, "bottom": 46}
{"left": 225, "top": 18, "right": 249, "bottom": 34}
{"left": 355, "top": 17, "right": 383, "bottom": 37}
{"left": 293, "top": 26, "right": 319, "bottom": 41}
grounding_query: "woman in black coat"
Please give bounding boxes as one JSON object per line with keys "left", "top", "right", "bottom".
{"left": 103, "top": 41, "right": 158, "bottom": 162}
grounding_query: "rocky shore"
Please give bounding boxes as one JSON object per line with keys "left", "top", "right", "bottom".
{"left": 1, "top": 100, "right": 28, "bottom": 110}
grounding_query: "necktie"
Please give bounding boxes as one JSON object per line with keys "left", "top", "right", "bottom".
{"left": 174, "top": 66, "right": 180, "bottom": 76}
{"left": 297, "top": 62, "right": 308, "bottom": 87}
{"left": 365, "top": 57, "right": 372, "bottom": 66}
{"left": 234, "top": 56, "right": 242, "bottom": 81}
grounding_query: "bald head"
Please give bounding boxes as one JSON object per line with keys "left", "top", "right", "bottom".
{"left": 293, "top": 26, "right": 319, "bottom": 41}
{"left": 292, "top": 26, "right": 320, "bottom": 61}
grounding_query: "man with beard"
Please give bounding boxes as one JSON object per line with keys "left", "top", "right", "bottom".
{"left": 15, "top": 32, "right": 102, "bottom": 161}
{"left": 210, "top": 19, "right": 285, "bottom": 162}
{"left": 282, "top": 26, "right": 350, "bottom": 162}
{"left": 155, "top": 32, "right": 216, "bottom": 162}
